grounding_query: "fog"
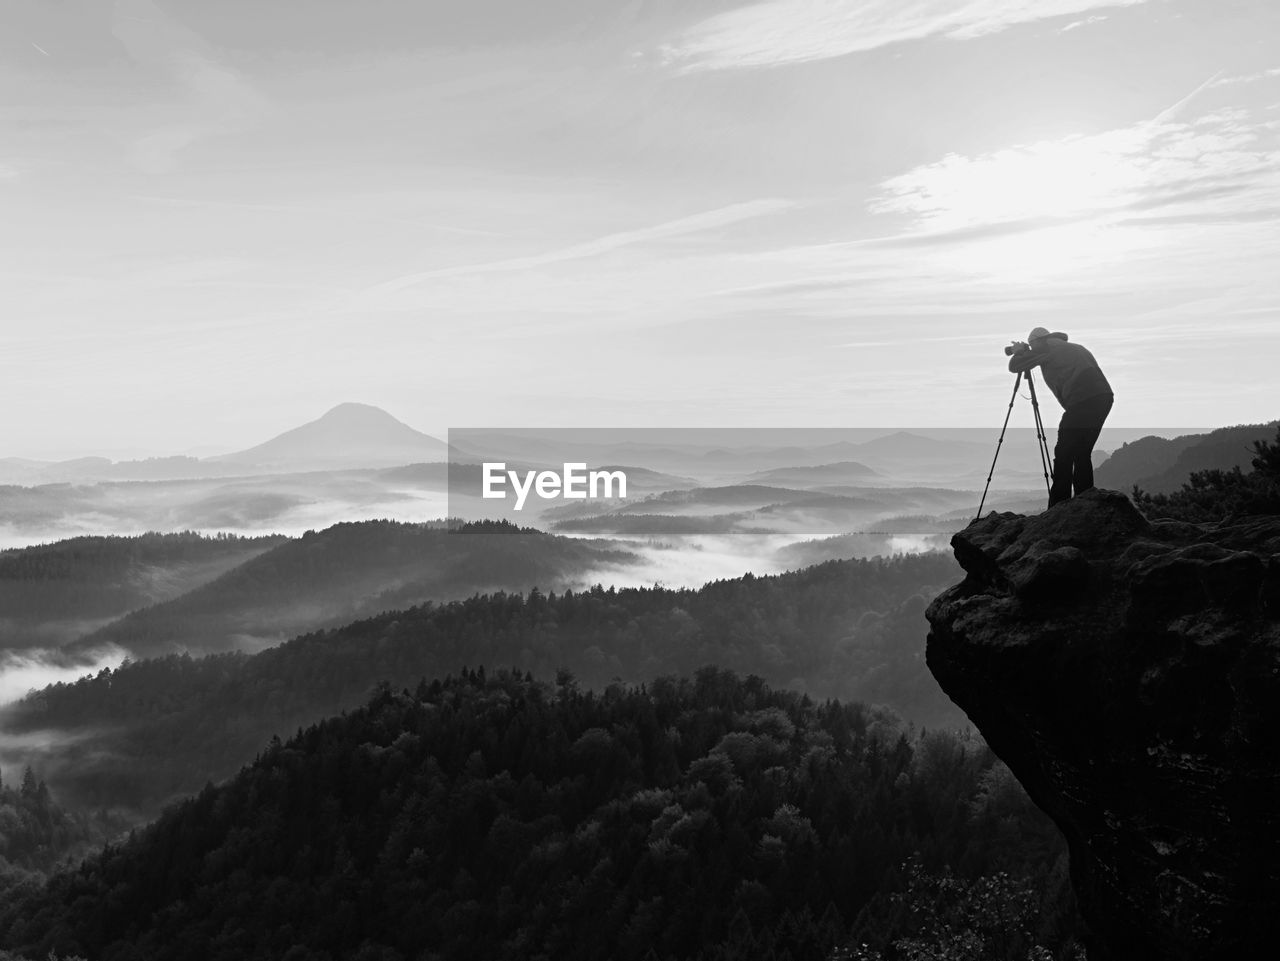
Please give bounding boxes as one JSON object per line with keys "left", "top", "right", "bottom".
{"left": 0, "top": 645, "right": 129, "bottom": 706}
{"left": 575, "top": 535, "right": 809, "bottom": 589}
{"left": 178, "top": 492, "right": 448, "bottom": 543}
{"left": 881, "top": 534, "right": 942, "bottom": 554}
{"left": 0, "top": 491, "right": 448, "bottom": 550}
{"left": 571, "top": 532, "right": 952, "bottom": 592}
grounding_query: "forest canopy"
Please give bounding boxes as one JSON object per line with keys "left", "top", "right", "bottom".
{"left": 0, "top": 669, "right": 1081, "bottom": 961}
{"left": 3, "top": 552, "right": 962, "bottom": 819}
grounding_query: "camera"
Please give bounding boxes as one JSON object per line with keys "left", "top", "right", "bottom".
{"left": 1004, "top": 341, "right": 1030, "bottom": 356}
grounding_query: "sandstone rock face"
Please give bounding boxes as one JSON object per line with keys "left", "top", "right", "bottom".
{"left": 925, "top": 489, "right": 1280, "bottom": 961}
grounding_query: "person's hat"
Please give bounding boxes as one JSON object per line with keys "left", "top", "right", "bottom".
{"left": 1027, "top": 327, "right": 1068, "bottom": 342}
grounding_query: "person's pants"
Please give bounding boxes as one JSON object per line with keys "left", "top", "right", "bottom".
{"left": 1050, "top": 393, "right": 1114, "bottom": 506}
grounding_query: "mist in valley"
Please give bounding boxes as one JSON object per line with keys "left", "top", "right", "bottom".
{"left": 0, "top": 412, "right": 1159, "bottom": 817}
{"left": 0, "top": 645, "right": 129, "bottom": 707}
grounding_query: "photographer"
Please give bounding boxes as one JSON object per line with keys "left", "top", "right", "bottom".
{"left": 1008, "top": 328, "right": 1113, "bottom": 507}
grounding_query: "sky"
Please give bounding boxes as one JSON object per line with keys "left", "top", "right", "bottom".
{"left": 2, "top": 0, "right": 1278, "bottom": 457}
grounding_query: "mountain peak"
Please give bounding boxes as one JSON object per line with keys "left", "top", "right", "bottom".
{"left": 216, "top": 403, "right": 447, "bottom": 469}
{"left": 318, "top": 402, "right": 397, "bottom": 421}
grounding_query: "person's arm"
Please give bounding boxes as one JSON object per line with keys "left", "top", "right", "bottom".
{"left": 1008, "top": 347, "right": 1046, "bottom": 374}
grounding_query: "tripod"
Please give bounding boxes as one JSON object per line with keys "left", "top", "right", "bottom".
{"left": 975, "top": 370, "right": 1054, "bottom": 521}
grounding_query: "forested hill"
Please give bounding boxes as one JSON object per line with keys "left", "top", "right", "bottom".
{"left": 0, "top": 670, "right": 1079, "bottom": 961}
{"left": 4, "top": 552, "right": 961, "bottom": 819}
{"left": 0, "top": 766, "right": 128, "bottom": 876}
{"left": 0, "top": 532, "right": 285, "bottom": 651}
{"left": 71, "top": 520, "right": 638, "bottom": 658}
{"left": 1094, "top": 421, "right": 1278, "bottom": 494}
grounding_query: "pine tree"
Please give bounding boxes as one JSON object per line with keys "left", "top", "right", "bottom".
{"left": 20, "top": 764, "right": 37, "bottom": 798}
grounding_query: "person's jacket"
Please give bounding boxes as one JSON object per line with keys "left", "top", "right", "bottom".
{"left": 1008, "top": 337, "right": 1112, "bottom": 409}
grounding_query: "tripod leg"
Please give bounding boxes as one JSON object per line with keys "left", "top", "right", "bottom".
{"left": 975, "top": 373, "right": 1025, "bottom": 521}
{"left": 1035, "top": 404, "right": 1054, "bottom": 496}
{"left": 1025, "top": 371, "right": 1053, "bottom": 497}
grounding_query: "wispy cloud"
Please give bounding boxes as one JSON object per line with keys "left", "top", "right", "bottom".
{"left": 1151, "top": 70, "right": 1226, "bottom": 125}
{"left": 111, "top": 0, "right": 267, "bottom": 173}
{"left": 661, "top": 0, "right": 1148, "bottom": 72}
{"left": 357, "top": 198, "right": 796, "bottom": 302}
{"left": 129, "top": 194, "right": 503, "bottom": 236}
{"left": 683, "top": 80, "right": 1280, "bottom": 329}
{"left": 1061, "top": 15, "right": 1108, "bottom": 31}
{"left": 845, "top": 97, "right": 1280, "bottom": 293}
{"left": 1210, "top": 66, "right": 1280, "bottom": 88}
{"left": 869, "top": 108, "right": 1280, "bottom": 234}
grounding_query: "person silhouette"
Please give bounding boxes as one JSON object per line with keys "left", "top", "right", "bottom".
{"left": 1008, "top": 327, "right": 1113, "bottom": 507}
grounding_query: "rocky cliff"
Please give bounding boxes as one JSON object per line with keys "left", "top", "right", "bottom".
{"left": 925, "top": 488, "right": 1280, "bottom": 961}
